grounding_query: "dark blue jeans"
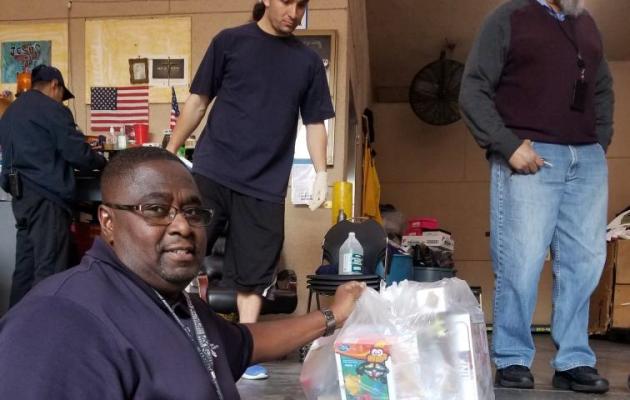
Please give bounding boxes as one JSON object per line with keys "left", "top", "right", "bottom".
{"left": 10, "top": 190, "right": 70, "bottom": 307}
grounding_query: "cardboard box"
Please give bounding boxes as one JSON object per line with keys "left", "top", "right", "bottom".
{"left": 589, "top": 240, "right": 630, "bottom": 334}
{"left": 402, "top": 234, "right": 455, "bottom": 252}
{"left": 612, "top": 285, "right": 630, "bottom": 328}
{"left": 421, "top": 230, "right": 452, "bottom": 239}
{"left": 614, "top": 240, "right": 630, "bottom": 284}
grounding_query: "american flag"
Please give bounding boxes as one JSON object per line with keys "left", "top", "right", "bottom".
{"left": 90, "top": 86, "right": 149, "bottom": 132}
{"left": 169, "top": 86, "right": 180, "bottom": 130}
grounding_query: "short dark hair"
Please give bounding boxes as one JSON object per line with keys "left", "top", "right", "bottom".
{"left": 252, "top": 1, "right": 265, "bottom": 22}
{"left": 101, "top": 147, "right": 184, "bottom": 200}
{"left": 31, "top": 80, "right": 49, "bottom": 91}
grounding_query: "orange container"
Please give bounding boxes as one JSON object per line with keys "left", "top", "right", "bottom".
{"left": 16, "top": 71, "right": 32, "bottom": 95}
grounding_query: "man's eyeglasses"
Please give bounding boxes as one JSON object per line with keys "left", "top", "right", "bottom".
{"left": 103, "top": 203, "right": 213, "bottom": 227}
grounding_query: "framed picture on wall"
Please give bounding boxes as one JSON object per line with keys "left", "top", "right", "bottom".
{"left": 149, "top": 56, "right": 189, "bottom": 87}
{"left": 1, "top": 40, "right": 52, "bottom": 83}
{"left": 152, "top": 59, "right": 184, "bottom": 79}
{"left": 294, "top": 30, "right": 337, "bottom": 165}
{"left": 128, "top": 58, "right": 149, "bottom": 84}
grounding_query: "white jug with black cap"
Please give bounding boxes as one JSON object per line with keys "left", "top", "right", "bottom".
{"left": 339, "top": 232, "right": 363, "bottom": 275}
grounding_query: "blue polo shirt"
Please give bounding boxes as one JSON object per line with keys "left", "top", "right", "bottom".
{"left": 190, "top": 22, "right": 335, "bottom": 203}
{"left": 0, "top": 237, "right": 253, "bottom": 399}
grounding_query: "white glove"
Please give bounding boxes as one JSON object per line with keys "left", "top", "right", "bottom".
{"left": 177, "top": 155, "right": 193, "bottom": 170}
{"left": 308, "top": 171, "right": 328, "bottom": 211}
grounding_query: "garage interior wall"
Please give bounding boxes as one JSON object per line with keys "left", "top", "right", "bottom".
{"left": 365, "top": 1, "right": 630, "bottom": 326}
{"left": 3, "top": 1, "right": 626, "bottom": 325}
{"left": 0, "top": 0, "right": 372, "bottom": 315}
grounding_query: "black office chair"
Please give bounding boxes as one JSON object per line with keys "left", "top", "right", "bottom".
{"left": 306, "top": 218, "right": 387, "bottom": 312}
{"left": 199, "top": 233, "right": 298, "bottom": 315}
{"left": 322, "top": 218, "right": 387, "bottom": 273}
{"left": 299, "top": 218, "right": 388, "bottom": 362}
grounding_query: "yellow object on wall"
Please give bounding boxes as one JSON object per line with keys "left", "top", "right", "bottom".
{"left": 362, "top": 141, "right": 382, "bottom": 223}
{"left": 332, "top": 181, "right": 353, "bottom": 224}
{"left": 85, "top": 17, "right": 191, "bottom": 104}
{"left": 0, "top": 22, "right": 68, "bottom": 95}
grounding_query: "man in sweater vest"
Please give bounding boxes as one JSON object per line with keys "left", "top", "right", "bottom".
{"left": 460, "top": 0, "right": 613, "bottom": 394}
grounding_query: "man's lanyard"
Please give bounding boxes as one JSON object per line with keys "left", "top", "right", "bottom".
{"left": 155, "top": 290, "right": 225, "bottom": 400}
{"left": 557, "top": 18, "right": 586, "bottom": 81}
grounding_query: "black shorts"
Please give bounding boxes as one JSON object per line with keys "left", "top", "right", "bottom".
{"left": 194, "top": 173, "right": 284, "bottom": 296}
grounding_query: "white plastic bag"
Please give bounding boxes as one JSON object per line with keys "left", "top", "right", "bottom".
{"left": 301, "top": 278, "right": 494, "bottom": 400}
{"left": 300, "top": 333, "right": 342, "bottom": 400}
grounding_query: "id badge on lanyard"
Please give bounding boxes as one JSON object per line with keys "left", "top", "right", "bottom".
{"left": 559, "top": 19, "right": 588, "bottom": 113}
{"left": 571, "top": 55, "right": 587, "bottom": 112}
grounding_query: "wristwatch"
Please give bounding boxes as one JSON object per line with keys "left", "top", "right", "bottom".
{"left": 320, "top": 308, "right": 336, "bottom": 337}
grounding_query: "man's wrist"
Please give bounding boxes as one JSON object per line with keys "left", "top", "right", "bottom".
{"left": 320, "top": 308, "right": 336, "bottom": 336}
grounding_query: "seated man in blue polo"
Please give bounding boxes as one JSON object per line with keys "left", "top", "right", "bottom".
{"left": 0, "top": 147, "right": 364, "bottom": 399}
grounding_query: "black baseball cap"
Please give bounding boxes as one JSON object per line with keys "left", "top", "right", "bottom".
{"left": 31, "top": 65, "right": 74, "bottom": 101}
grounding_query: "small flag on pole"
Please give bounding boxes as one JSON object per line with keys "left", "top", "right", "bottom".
{"left": 169, "top": 86, "right": 180, "bottom": 131}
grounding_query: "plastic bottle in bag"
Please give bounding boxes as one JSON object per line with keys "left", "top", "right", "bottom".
{"left": 339, "top": 232, "right": 363, "bottom": 275}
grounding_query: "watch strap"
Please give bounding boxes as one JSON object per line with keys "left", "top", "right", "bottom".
{"left": 320, "top": 308, "right": 336, "bottom": 337}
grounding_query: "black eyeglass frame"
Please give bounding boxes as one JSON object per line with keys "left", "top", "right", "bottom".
{"left": 102, "top": 202, "right": 213, "bottom": 227}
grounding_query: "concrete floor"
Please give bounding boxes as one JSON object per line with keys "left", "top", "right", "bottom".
{"left": 237, "top": 334, "right": 630, "bottom": 399}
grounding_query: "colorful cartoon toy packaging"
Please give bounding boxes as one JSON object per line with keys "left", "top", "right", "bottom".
{"left": 335, "top": 339, "right": 395, "bottom": 399}
{"left": 300, "top": 278, "right": 494, "bottom": 400}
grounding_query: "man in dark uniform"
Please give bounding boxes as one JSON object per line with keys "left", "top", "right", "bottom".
{"left": 0, "top": 64, "right": 106, "bottom": 306}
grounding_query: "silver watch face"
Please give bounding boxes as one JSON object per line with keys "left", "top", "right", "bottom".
{"left": 322, "top": 309, "right": 336, "bottom": 336}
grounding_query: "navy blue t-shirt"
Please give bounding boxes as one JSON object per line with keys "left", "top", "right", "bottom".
{"left": 191, "top": 22, "right": 335, "bottom": 203}
{"left": 0, "top": 237, "right": 253, "bottom": 400}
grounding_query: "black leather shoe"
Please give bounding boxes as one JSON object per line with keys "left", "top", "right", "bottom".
{"left": 495, "top": 365, "right": 534, "bottom": 389}
{"left": 552, "top": 366, "right": 609, "bottom": 394}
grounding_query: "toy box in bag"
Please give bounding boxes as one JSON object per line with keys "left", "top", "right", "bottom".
{"left": 444, "top": 312, "right": 492, "bottom": 400}
{"left": 335, "top": 338, "right": 396, "bottom": 400}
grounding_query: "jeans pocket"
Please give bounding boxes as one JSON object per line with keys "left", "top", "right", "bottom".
{"left": 596, "top": 143, "right": 606, "bottom": 156}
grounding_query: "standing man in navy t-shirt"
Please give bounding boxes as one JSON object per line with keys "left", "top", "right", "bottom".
{"left": 166, "top": 0, "right": 334, "bottom": 379}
